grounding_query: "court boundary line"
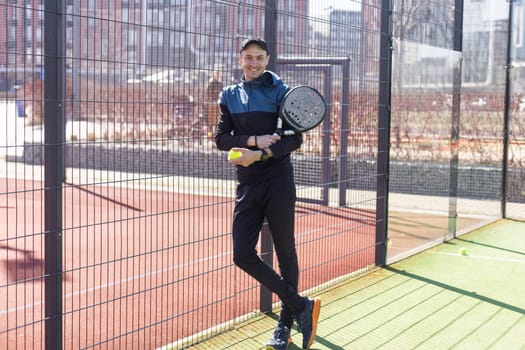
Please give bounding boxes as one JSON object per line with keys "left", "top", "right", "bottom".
{"left": 431, "top": 251, "right": 525, "bottom": 264}
{"left": 0, "top": 251, "right": 230, "bottom": 316}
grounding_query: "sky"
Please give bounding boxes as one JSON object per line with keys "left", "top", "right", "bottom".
{"left": 308, "top": 0, "right": 509, "bottom": 20}
{"left": 308, "top": 0, "right": 361, "bottom": 18}
{"left": 308, "top": 0, "right": 362, "bottom": 34}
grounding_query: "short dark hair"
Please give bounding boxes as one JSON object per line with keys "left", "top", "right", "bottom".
{"left": 239, "top": 38, "right": 269, "bottom": 54}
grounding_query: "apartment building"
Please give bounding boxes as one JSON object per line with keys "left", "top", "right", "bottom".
{"left": 0, "top": 0, "right": 309, "bottom": 85}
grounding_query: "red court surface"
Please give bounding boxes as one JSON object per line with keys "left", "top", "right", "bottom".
{"left": 1, "top": 177, "right": 376, "bottom": 349}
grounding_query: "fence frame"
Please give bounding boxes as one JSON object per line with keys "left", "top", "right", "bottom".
{"left": 43, "top": 0, "right": 66, "bottom": 348}
{"left": 502, "top": 0, "right": 514, "bottom": 218}
{"left": 5, "top": 0, "right": 522, "bottom": 349}
{"left": 375, "top": 0, "right": 393, "bottom": 267}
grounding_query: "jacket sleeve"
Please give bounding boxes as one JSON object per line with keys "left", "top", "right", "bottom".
{"left": 214, "top": 102, "right": 250, "bottom": 151}
{"left": 269, "top": 132, "right": 302, "bottom": 158}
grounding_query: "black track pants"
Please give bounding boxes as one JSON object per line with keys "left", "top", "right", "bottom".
{"left": 232, "top": 173, "right": 304, "bottom": 315}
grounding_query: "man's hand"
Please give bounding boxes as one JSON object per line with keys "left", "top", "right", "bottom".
{"left": 252, "top": 134, "right": 281, "bottom": 149}
{"left": 228, "top": 148, "right": 262, "bottom": 167}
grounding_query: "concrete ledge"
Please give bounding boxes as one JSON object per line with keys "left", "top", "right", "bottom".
{"left": 13, "top": 142, "right": 525, "bottom": 203}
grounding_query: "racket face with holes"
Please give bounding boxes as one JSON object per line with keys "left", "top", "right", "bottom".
{"left": 279, "top": 85, "right": 326, "bottom": 133}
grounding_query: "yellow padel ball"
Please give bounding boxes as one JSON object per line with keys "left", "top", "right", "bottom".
{"left": 228, "top": 150, "right": 242, "bottom": 160}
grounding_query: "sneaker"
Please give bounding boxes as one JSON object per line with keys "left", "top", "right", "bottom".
{"left": 265, "top": 324, "right": 292, "bottom": 350}
{"left": 295, "top": 297, "right": 321, "bottom": 349}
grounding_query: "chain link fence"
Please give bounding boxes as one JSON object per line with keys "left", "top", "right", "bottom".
{"left": 0, "top": 0, "right": 523, "bottom": 349}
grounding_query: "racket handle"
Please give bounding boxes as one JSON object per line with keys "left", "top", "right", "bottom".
{"left": 273, "top": 130, "right": 295, "bottom": 136}
{"left": 274, "top": 117, "right": 283, "bottom": 136}
{"left": 274, "top": 117, "right": 296, "bottom": 135}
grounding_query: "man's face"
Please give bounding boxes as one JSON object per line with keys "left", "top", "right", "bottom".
{"left": 238, "top": 44, "right": 270, "bottom": 81}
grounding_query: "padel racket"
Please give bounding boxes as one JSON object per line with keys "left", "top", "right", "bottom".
{"left": 276, "top": 85, "right": 326, "bottom": 136}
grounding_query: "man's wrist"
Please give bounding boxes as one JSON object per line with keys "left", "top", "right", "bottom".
{"left": 259, "top": 148, "right": 272, "bottom": 161}
{"left": 260, "top": 149, "right": 270, "bottom": 161}
{"left": 247, "top": 136, "right": 257, "bottom": 147}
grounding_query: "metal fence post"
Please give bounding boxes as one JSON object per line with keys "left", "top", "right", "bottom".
{"left": 502, "top": 0, "right": 514, "bottom": 218}
{"left": 338, "top": 58, "right": 351, "bottom": 206}
{"left": 44, "top": 1, "right": 65, "bottom": 349}
{"left": 375, "top": 0, "right": 393, "bottom": 266}
{"left": 449, "top": 60, "right": 462, "bottom": 238}
{"left": 259, "top": 0, "right": 278, "bottom": 314}
{"left": 259, "top": 222, "right": 274, "bottom": 313}
{"left": 322, "top": 67, "right": 333, "bottom": 206}
{"left": 449, "top": 0, "right": 464, "bottom": 237}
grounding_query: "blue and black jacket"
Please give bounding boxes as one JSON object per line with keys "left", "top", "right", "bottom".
{"left": 215, "top": 71, "right": 302, "bottom": 184}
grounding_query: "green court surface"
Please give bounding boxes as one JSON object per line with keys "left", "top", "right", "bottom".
{"left": 182, "top": 219, "right": 525, "bottom": 350}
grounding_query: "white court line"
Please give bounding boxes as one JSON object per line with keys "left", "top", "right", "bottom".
{"left": 431, "top": 251, "right": 525, "bottom": 264}
{"left": 0, "top": 251, "right": 231, "bottom": 316}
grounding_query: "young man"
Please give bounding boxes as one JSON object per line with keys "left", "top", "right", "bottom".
{"left": 214, "top": 38, "right": 321, "bottom": 350}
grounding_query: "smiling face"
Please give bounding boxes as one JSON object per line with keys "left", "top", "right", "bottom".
{"left": 238, "top": 43, "right": 270, "bottom": 81}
